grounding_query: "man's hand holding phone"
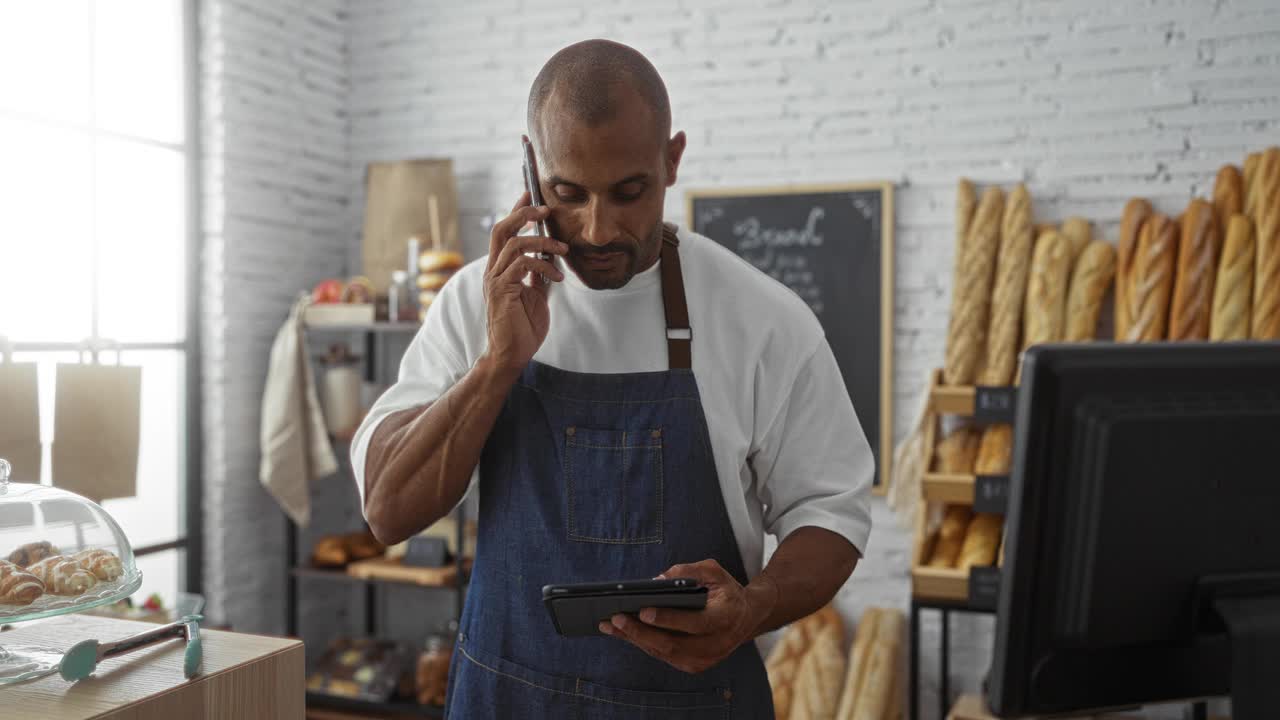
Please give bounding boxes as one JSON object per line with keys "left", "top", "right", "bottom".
{"left": 483, "top": 192, "right": 567, "bottom": 377}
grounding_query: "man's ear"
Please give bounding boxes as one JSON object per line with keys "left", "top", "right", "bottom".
{"left": 665, "top": 131, "right": 687, "bottom": 187}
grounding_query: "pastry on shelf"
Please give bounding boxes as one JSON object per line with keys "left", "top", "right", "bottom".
{"left": 343, "top": 531, "right": 386, "bottom": 562}
{"left": 0, "top": 559, "right": 45, "bottom": 605}
{"left": 8, "top": 540, "right": 57, "bottom": 568}
{"left": 72, "top": 548, "right": 124, "bottom": 582}
{"left": 312, "top": 536, "right": 348, "bottom": 568}
{"left": 27, "top": 555, "right": 98, "bottom": 595}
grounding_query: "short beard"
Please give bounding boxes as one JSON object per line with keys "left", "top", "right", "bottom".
{"left": 566, "top": 220, "right": 663, "bottom": 290}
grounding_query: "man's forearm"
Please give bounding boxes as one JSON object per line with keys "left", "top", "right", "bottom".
{"left": 363, "top": 353, "right": 519, "bottom": 545}
{"left": 745, "top": 526, "right": 860, "bottom": 637}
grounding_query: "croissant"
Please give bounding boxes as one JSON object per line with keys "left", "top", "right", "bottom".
{"left": 8, "top": 540, "right": 57, "bottom": 568}
{"left": 72, "top": 549, "right": 124, "bottom": 582}
{"left": 0, "top": 560, "right": 45, "bottom": 605}
{"left": 28, "top": 555, "right": 98, "bottom": 595}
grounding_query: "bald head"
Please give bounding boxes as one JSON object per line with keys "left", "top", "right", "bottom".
{"left": 526, "top": 39, "right": 671, "bottom": 145}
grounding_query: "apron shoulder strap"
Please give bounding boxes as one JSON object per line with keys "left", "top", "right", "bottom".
{"left": 659, "top": 222, "right": 692, "bottom": 370}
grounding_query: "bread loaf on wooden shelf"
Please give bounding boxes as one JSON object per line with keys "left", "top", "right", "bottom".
{"left": 1061, "top": 217, "right": 1092, "bottom": 267}
{"left": 944, "top": 186, "right": 1004, "bottom": 385}
{"left": 767, "top": 605, "right": 844, "bottom": 719}
{"left": 792, "top": 621, "right": 847, "bottom": 720}
{"left": 1023, "top": 229, "right": 1071, "bottom": 348}
{"left": 1115, "top": 199, "right": 1154, "bottom": 340}
{"left": 957, "top": 514, "right": 1002, "bottom": 572}
{"left": 1213, "top": 164, "right": 1244, "bottom": 252}
{"left": 974, "top": 424, "right": 1014, "bottom": 476}
{"left": 1252, "top": 185, "right": 1280, "bottom": 339}
{"left": 1169, "top": 199, "right": 1219, "bottom": 341}
{"left": 1211, "top": 214, "right": 1255, "bottom": 341}
{"left": 933, "top": 428, "right": 980, "bottom": 475}
{"left": 927, "top": 505, "right": 972, "bottom": 568}
{"left": 1126, "top": 214, "right": 1178, "bottom": 342}
{"left": 1244, "top": 152, "right": 1261, "bottom": 218}
{"left": 1064, "top": 241, "right": 1117, "bottom": 342}
{"left": 978, "top": 184, "right": 1033, "bottom": 386}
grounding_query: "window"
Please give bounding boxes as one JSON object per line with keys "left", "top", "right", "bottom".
{"left": 0, "top": 1, "right": 196, "bottom": 606}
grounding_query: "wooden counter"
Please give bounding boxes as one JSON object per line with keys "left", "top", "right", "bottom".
{"left": 2, "top": 614, "right": 304, "bottom": 719}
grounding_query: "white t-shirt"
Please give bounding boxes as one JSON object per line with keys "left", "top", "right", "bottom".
{"left": 350, "top": 226, "right": 873, "bottom": 578}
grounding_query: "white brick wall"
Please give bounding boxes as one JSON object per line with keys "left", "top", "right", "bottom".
{"left": 201, "top": 0, "right": 1275, "bottom": 714}
{"left": 201, "top": 0, "right": 350, "bottom": 634}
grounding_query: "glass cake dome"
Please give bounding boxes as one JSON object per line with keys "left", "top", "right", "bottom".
{"left": 0, "top": 458, "right": 143, "bottom": 682}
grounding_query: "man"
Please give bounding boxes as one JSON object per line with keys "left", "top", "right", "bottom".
{"left": 352, "top": 39, "right": 873, "bottom": 718}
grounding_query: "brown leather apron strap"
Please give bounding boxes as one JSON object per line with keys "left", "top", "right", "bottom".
{"left": 659, "top": 222, "right": 692, "bottom": 370}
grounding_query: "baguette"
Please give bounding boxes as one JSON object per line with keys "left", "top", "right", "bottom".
{"left": 847, "top": 610, "right": 905, "bottom": 720}
{"left": 1211, "top": 215, "right": 1256, "bottom": 341}
{"left": 1169, "top": 199, "right": 1219, "bottom": 341}
{"left": 979, "top": 184, "right": 1034, "bottom": 386}
{"left": 792, "top": 623, "right": 847, "bottom": 720}
{"left": 835, "top": 609, "right": 884, "bottom": 720}
{"left": 1126, "top": 214, "right": 1178, "bottom": 342}
{"left": 933, "top": 427, "right": 980, "bottom": 475}
{"left": 1244, "top": 152, "right": 1261, "bottom": 219}
{"left": 1064, "top": 241, "right": 1118, "bottom": 342}
{"left": 974, "top": 424, "right": 1014, "bottom": 476}
{"left": 1253, "top": 185, "right": 1280, "bottom": 339}
{"left": 1246, "top": 148, "right": 1279, "bottom": 222}
{"left": 926, "top": 505, "right": 972, "bottom": 568}
{"left": 1115, "top": 199, "right": 1154, "bottom": 340}
{"left": 957, "top": 514, "right": 1003, "bottom": 572}
{"left": 1212, "top": 164, "right": 1244, "bottom": 254}
{"left": 955, "top": 179, "right": 977, "bottom": 261}
{"left": 768, "top": 605, "right": 844, "bottom": 719}
{"left": 944, "top": 187, "right": 1004, "bottom": 385}
{"left": 1023, "top": 230, "right": 1071, "bottom": 347}
{"left": 1061, "top": 217, "right": 1092, "bottom": 267}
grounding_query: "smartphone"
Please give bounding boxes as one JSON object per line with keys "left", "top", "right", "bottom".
{"left": 521, "top": 136, "right": 553, "bottom": 281}
{"left": 542, "top": 578, "right": 708, "bottom": 637}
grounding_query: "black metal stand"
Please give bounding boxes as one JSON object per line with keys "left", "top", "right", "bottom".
{"left": 910, "top": 597, "right": 993, "bottom": 720}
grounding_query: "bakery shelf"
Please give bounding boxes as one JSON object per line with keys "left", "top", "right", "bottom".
{"left": 306, "top": 692, "right": 444, "bottom": 718}
{"left": 926, "top": 369, "right": 1018, "bottom": 421}
{"left": 922, "top": 473, "right": 1010, "bottom": 514}
{"left": 292, "top": 564, "right": 466, "bottom": 590}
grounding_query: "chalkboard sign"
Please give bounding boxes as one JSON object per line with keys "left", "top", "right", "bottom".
{"left": 687, "top": 183, "right": 894, "bottom": 490}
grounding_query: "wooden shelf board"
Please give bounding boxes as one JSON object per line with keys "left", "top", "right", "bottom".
{"left": 922, "top": 473, "right": 976, "bottom": 504}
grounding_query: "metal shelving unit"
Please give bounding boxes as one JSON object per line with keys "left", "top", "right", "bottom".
{"left": 285, "top": 321, "right": 466, "bottom": 718}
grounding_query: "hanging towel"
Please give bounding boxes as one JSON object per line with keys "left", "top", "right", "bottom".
{"left": 259, "top": 294, "right": 338, "bottom": 526}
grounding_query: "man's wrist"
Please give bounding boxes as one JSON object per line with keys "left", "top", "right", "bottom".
{"left": 742, "top": 572, "right": 780, "bottom": 640}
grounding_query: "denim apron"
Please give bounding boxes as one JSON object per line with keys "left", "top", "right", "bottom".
{"left": 444, "top": 225, "right": 774, "bottom": 719}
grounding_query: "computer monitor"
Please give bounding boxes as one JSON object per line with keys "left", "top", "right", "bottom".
{"left": 988, "top": 342, "right": 1280, "bottom": 719}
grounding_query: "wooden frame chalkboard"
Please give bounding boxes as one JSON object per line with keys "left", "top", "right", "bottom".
{"left": 686, "top": 182, "right": 894, "bottom": 493}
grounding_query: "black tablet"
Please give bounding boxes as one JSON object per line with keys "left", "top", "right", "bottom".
{"left": 542, "top": 578, "right": 708, "bottom": 637}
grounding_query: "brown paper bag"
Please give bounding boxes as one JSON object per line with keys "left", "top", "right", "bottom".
{"left": 361, "top": 158, "right": 460, "bottom": 293}
{"left": 0, "top": 362, "right": 42, "bottom": 483}
{"left": 52, "top": 361, "right": 141, "bottom": 502}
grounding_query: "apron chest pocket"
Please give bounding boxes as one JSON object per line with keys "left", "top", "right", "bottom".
{"left": 564, "top": 426, "right": 664, "bottom": 544}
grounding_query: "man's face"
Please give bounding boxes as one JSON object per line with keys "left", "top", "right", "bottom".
{"left": 533, "top": 89, "right": 685, "bottom": 290}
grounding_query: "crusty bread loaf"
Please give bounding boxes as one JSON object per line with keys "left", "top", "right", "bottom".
{"left": 1023, "top": 230, "right": 1071, "bottom": 348}
{"left": 1244, "top": 152, "right": 1261, "bottom": 216}
{"left": 975, "top": 424, "right": 1014, "bottom": 476}
{"left": 978, "top": 184, "right": 1034, "bottom": 386}
{"left": 792, "top": 623, "right": 848, "bottom": 720}
{"left": 1253, "top": 185, "right": 1280, "bottom": 339}
{"left": 1246, "top": 148, "right": 1278, "bottom": 222}
{"left": 835, "top": 609, "right": 883, "bottom": 720}
{"left": 768, "top": 605, "right": 845, "bottom": 719}
{"left": 933, "top": 427, "right": 980, "bottom": 475}
{"left": 1115, "top": 199, "right": 1154, "bottom": 340}
{"left": 926, "top": 505, "right": 972, "bottom": 568}
{"left": 944, "top": 187, "right": 1004, "bottom": 385}
{"left": 1126, "top": 214, "right": 1178, "bottom": 342}
{"left": 1213, "top": 164, "right": 1244, "bottom": 253}
{"left": 1064, "top": 241, "right": 1117, "bottom": 342}
{"left": 1169, "top": 199, "right": 1219, "bottom": 341}
{"left": 1061, "top": 217, "right": 1092, "bottom": 267}
{"left": 956, "top": 179, "right": 977, "bottom": 260}
{"left": 846, "top": 610, "right": 905, "bottom": 720}
{"left": 1211, "top": 214, "right": 1256, "bottom": 341}
{"left": 957, "top": 514, "right": 1003, "bottom": 572}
